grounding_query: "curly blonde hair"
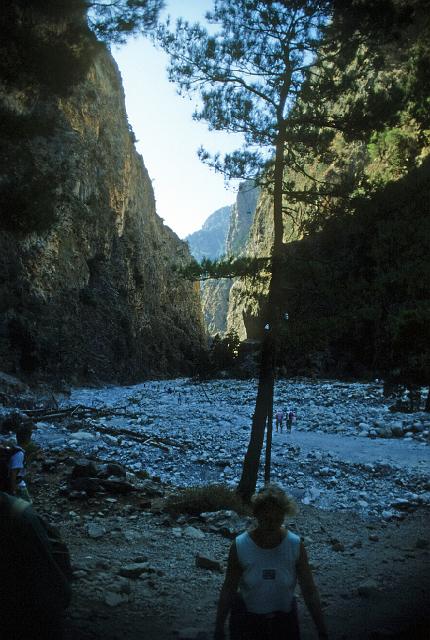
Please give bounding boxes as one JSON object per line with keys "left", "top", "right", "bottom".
{"left": 251, "top": 484, "right": 296, "bottom": 517}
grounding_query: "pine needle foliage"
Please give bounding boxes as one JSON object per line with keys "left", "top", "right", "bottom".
{"left": 175, "top": 256, "right": 271, "bottom": 282}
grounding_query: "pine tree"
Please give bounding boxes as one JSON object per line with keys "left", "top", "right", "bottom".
{"left": 159, "top": 0, "right": 332, "bottom": 500}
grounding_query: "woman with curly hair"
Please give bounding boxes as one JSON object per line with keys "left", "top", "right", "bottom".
{"left": 214, "top": 484, "right": 328, "bottom": 640}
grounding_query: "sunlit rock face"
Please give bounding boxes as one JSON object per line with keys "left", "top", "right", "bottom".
{"left": 200, "top": 181, "right": 259, "bottom": 336}
{"left": 0, "top": 20, "right": 205, "bottom": 382}
{"left": 226, "top": 190, "right": 274, "bottom": 341}
{"left": 186, "top": 206, "right": 231, "bottom": 262}
{"left": 226, "top": 187, "right": 301, "bottom": 341}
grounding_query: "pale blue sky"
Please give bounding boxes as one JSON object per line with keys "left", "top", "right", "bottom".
{"left": 112, "top": 1, "right": 244, "bottom": 239}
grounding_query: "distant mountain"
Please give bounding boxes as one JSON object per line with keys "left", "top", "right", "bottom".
{"left": 185, "top": 206, "right": 232, "bottom": 261}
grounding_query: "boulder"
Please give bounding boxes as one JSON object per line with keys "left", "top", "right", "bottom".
{"left": 86, "top": 523, "right": 107, "bottom": 539}
{"left": 184, "top": 526, "right": 205, "bottom": 540}
{"left": 70, "top": 431, "right": 97, "bottom": 442}
{"left": 103, "top": 591, "right": 128, "bottom": 607}
{"left": 97, "top": 462, "right": 126, "bottom": 478}
{"left": 200, "top": 510, "right": 252, "bottom": 538}
{"left": 99, "top": 478, "right": 134, "bottom": 495}
{"left": 358, "top": 579, "right": 379, "bottom": 598}
{"left": 195, "top": 554, "right": 223, "bottom": 572}
{"left": 119, "top": 563, "right": 151, "bottom": 579}
{"left": 71, "top": 459, "right": 98, "bottom": 479}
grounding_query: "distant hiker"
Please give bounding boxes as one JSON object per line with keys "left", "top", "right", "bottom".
{"left": 0, "top": 491, "right": 72, "bottom": 639}
{"left": 287, "top": 409, "right": 296, "bottom": 434}
{"left": 214, "top": 484, "right": 328, "bottom": 640}
{"left": 9, "top": 425, "right": 33, "bottom": 502}
{"left": 275, "top": 410, "right": 284, "bottom": 432}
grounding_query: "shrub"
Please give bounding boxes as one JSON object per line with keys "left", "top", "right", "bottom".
{"left": 164, "top": 484, "right": 250, "bottom": 517}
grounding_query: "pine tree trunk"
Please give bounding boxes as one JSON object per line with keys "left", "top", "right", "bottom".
{"left": 425, "top": 386, "right": 430, "bottom": 412}
{"left": 237, "top": 336, "right": 275, "bottom": 501}
{"left": 236, "top": 115, "right": 286, "bottom": 502}
{"left": 264, "top": 402, "right": 274, "bottom": 483}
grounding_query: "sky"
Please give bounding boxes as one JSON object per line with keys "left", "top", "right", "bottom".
{"left": 112, "top": 1, "right": 244, "bottom": 239}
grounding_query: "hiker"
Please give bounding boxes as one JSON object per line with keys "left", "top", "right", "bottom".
{"left": 0, "top": 491, "right": 72, "bottom": 639}
{"left": 214, "top": 484, "right": 328, "bottom": 640}
{"left": 287, "top": 409, "right": 296, "bottom": 434}
{"left": 9, "top": 424, "right": 33, "bottom": 502}
{"left": 275, "top": 409, "right": 284, "bottom": 433}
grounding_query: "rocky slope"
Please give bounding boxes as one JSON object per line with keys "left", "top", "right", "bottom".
{"left": 0, "top": 13, "right": 205, "bottom": 383}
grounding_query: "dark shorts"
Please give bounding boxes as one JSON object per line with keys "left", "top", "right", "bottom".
{"left": 229, "top": 596, "right": 301, "bottom": 640}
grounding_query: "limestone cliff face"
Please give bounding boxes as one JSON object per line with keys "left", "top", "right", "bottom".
{"left": 226, "top": 189, "right": 299, "bottom": 341}
{"left": 0, "top": 44, "right": 205, "bottom": 382}
{"left": 186, "top": 206, "right": 231, "bottom": 261}
{"left": 225, "top": 181, "right": 259, "bottom": 256}
{"left": 201, "top": 182, "right": 259, "bottom": 336}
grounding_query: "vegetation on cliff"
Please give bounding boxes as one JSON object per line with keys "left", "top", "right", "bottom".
{"left": 274, "top": 0, "right": 430, "bottom": 390}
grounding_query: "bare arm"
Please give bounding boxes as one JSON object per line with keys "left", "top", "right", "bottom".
{"left": 214, "top": 542, "right": 243, "bottom": 640}
{"left": 297, "top": 541, "right": 328, "bottom": 639}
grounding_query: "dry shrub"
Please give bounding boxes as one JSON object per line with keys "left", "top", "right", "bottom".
{"left": 164, "top": 484, "right": 249, "bottom": 516}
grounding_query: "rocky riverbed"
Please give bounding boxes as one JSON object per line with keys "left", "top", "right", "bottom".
{"left": 1, "top": 376, "right": 429, "bottom": 639}
{"left": 28, "top": 378, "right": 430, "bottom": 521}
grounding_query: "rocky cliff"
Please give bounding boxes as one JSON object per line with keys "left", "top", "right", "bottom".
{"left": 201, "top": 181, "right": 259, "bottom": 336}
{"left": 185, "top": 206, "right": 231, "bottom": 262}
{"left": 0, "top": 16, "right": 205, "bottom": 383}
{"left": 225, "top": 188, "right": 299, "bottom": 341}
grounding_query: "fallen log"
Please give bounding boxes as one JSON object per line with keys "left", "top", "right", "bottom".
{"left": 23, "top": 404, "right": 189, "bottom": 452}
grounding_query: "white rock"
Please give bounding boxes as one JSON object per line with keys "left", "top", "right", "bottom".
{"left": 86, "top": 523, "right": 107, "bottom": 539}
{"left": 184, "top": 526, "right": 205, "bottom": 540}
{"left": 104, "top": 591, "right": 128, "bottom": 607}
{"left": 70, "top": 431, "right": 96, "bottom": 441}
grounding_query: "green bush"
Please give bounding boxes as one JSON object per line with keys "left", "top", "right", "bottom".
{"left": 164, "top": 484, "right": 249, "bottom": 517}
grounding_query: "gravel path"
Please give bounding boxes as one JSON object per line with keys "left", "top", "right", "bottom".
{"left": 278, "top": 430, "right": 429, "bottom": 469}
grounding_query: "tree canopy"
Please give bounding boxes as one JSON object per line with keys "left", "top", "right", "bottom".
{"left": 159, "top": 0, "right": 337, "bottom": 499}
{"left": 159, "top": 0, "right": 331, "bottom": 186}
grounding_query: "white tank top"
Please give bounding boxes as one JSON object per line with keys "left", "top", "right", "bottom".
{"left": 235, "top": 529, "right": 301, "bottom": 614}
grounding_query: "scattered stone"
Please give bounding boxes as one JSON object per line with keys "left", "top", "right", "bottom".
{"left": 200, "top": 511, "right": 252, "bottom": 539}
{"left": 70, "top": 431, "right": 97, "bottom": 442}
{"left": 99, "top": 478, "right": 134, "bottom": 495}
{"left": 118, "top": 563, "right": 150, "bottom": 579}
{"left": 358, "top": 579, "right": 379, "bottom": 598}
{"left": 330, "top": 539, "right": 345, "bottom": 552}
{"left": 103, "top": 591, "right": 128, "bottom": 607}
{"left": 71, "top": 459, "right": 98, "bottom": 479}
{"left": 184, "top": 526, "right": 205, "bottom": 540}
{"left": 195, "top": 554, "right": 223, "bottom": 572}
{"left": 86, "top": 523, "right": 107, "bottom": 539}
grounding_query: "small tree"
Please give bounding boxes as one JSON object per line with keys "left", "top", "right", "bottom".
{"left": 159, "top": 0, "right": 332, "bottom": 499}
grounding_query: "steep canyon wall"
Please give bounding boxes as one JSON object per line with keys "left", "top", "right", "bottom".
{"left": 0, "top": 23, "right": 205, "bottom": 382}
